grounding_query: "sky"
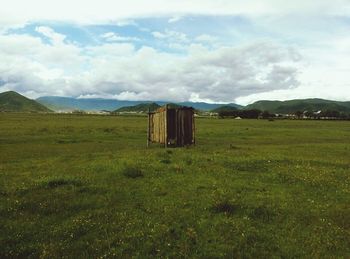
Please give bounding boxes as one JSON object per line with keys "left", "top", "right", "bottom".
{"left": 0, "top": 0, "right": 350, "bottom": 105}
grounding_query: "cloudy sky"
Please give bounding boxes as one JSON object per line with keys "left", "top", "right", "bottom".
{"left": 0, "top": 0, "right": 350, "bottom": 104}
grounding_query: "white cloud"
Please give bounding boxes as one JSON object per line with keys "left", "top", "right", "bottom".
{"left": 115, "top": 20, "right": 138, "bottom": 27}
{"left": 101, "top": 32, "right": 140, "bottom": 42}
{"left": 35, "top": 26, "right": 66, "bottom": 45}
{"left": 0, "top": 27, "right": 304, "bottom": 102}
{"left": 195, "top": 34, "right": 217, "bottom": 43}
{"left": 152, "top": 30, "right": 188, "bottom": 42}
{"left": 168, "top": 16, "right": 183, "bottom": 23}
{"left": 1, "top": 0, "right": 350, "bottom": 30}
{"left": 86, "top": 43, "right": 135, "bottom": 57}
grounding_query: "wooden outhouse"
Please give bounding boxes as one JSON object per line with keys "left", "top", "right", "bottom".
{"left": 147, "top": 105, "right": 195, "bottom": 147}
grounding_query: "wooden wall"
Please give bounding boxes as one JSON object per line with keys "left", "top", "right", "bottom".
{"left": 148, "top": 106, "right": 195, "bottom": 147}
{"left": 149, "top": 109, "right": 167, "bottom": 144}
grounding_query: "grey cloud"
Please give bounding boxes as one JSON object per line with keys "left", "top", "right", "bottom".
{"left": 171, "top": 42, "right": 301, "bottom": 101}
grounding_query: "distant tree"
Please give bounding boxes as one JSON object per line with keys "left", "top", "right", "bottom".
{"left": 218, "top": 109, "right": 262, "bottom": 119}
{"left": 218, "top": 110, "right": 240, "bottom": 118}
{"left": 304, "top": 111, "right": 313, "bottom": 118}
{"left": 261, "top": 110, "right": 274, "bottom": 119}
{"left": 339, "top": 112, "right": 349, "bottom": 120}
{"left": 321, "top": 110, "right": 340, "bottom": 118}
{"left": 72, "top": 110, "right": 86, "bottom": 114}
{"left": 241, "top": 109, "right": 262, "bottom": 119}
{"left": 294, "top": 110, "right": 303, "bottom": 119}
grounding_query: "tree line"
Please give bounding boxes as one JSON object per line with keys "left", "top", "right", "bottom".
{"left": 218, "top": 109, "right": 350, "bottom": 120}
{"left": 218, "top": 109, "right": 266, "bottom": 119}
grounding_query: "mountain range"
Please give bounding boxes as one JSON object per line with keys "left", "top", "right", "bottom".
{"left": 37, "top": 96, "right": 350, "bottom": 114}
{"left": 244, "top": 99, "right": 350, "bottom": 114}
{"left": 36, "top": 96, "right": 242, "bottom": 111}
{"left": 0, "top": 91, "right": 52, "bottom": 113}
{"left": 1, "top": 91, "right": 350, "bottom": 115}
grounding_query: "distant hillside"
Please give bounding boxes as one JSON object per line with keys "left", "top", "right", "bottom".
{"left": 165, "top": 103, "right": 182, "bottom": 109}
{"left": 115, "top": 103, "right": 160, "bottom": 112}
{"left": 35, "top": 96, "right": 350, "bottom": 114}
{"left": 245, "top": 99, "right": 350, "bottom": 114}
{"left": 211, "top": 105, "right": 238, "bottom": 113}
{"left": 177, "top": 102, "right": 242, "bottom": 110}
{"left": 36, "top": 96, "right": 242, "bottom": 111}
{"left": 36, "top": 96, "right": 141, "bottom": 111}
{"left": 115, "top": 103, "right": 199, "bottom": 113}
{"left": 0, "top": 91, "right": 52, "bottom": 113}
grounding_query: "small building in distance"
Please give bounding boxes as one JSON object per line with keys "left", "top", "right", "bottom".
{"left": 147, "top": 105, "right": 195, "bottom": 147}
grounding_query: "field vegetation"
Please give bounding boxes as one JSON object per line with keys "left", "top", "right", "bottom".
{"left": 0, "top": 113, "right": 349, "bottom": 258}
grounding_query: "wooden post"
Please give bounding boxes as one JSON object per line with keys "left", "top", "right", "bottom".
{"left": 147, "top": 108, "right": 150, "bottom": 148}
{"left": 175, "top": 109, "right": 178, "bottom": 147}
{"left": 164, "top": 105, "right": 168, "bottom": 148}
{"left": 192, "top": 110, "right": 195, "bottom": 146}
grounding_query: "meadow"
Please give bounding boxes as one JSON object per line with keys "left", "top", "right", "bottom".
{"left": 0, "top": 113, "right": 349, "bottom": 258}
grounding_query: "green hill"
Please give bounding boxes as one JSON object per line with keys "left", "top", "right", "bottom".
{"left": 245, "top": 99, "right": 350, "bottom": 114}
{"left": 115, "top": 103, "right": 161, "bottom": 113}
{"left": 0, "top": 91, "right": 52, "bottom": 113}
{"left": 211, "top": 105, "right": 238, "bottom": 113}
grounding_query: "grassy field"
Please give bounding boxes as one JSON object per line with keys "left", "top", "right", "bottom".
{"left": 0, "top": 113, "right": 349, "bottom": 258}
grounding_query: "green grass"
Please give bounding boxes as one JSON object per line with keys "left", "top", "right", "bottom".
{"left": 0, "top": 113, "right": 349, "bottom": 258}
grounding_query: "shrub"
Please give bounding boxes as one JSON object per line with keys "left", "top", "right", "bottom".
{"left": 42, "top": 178, "right": 83, "bottom": 189}
{"left": 122, "top": 165, "right": 144, "bottom": 178}
{"left": 211, "top": 200, "right": 239, "bottom": 215}
{"left": 249, "top": 205, "right": 276, "bottom": 222}
{"left": 160, "top": 159, "right": 171, "bottom": 164}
